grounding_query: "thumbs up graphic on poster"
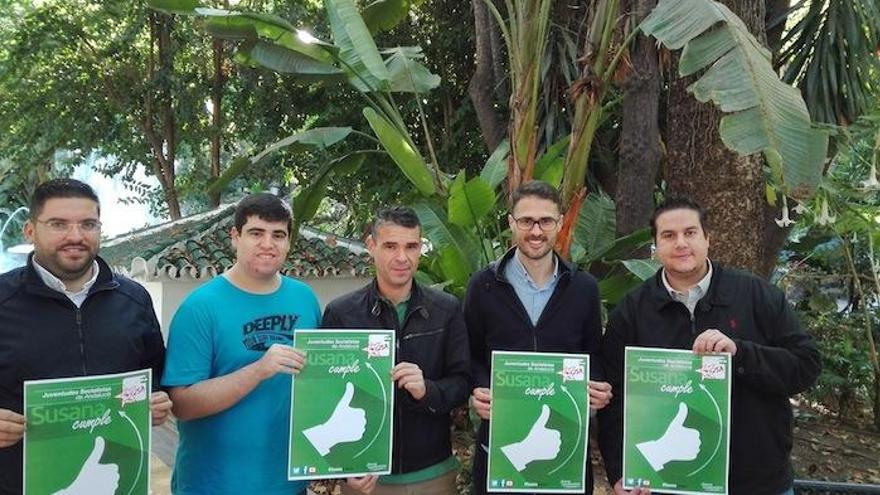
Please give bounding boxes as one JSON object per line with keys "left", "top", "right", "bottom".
{"left": 52, "top": 436, "right": 120, "bottom": 495}
{"left": 636, "top": 402, "right": 701, "bottom": 471}
{"left": 500, "top": 404, "right": 562, "bottom": 471}
{"left": 303, "top": 382, "right": 367, "bottom": 456}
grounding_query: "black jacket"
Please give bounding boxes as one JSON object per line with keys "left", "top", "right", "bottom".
{"left": 321, "top": 279, "right": 471, "bottom": 474}
{"left": 464, "top": 249, "right": 603, "bottom": 493}
{"left": 0, "top": 255, "right": 165, "bottom": 495}
{"left": 598, "top": 264, "right": 821, "bottom": 495}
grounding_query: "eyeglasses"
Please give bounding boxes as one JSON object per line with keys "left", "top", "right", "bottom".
{"left": 512, "top": 216, "right": 560, "bottom": 231}
{"left": 36, "top": 219, "right": 102, "bottom": 235}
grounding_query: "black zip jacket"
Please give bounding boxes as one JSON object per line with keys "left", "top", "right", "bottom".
{"left": 598, "top": 264, "right": 821, "bottom": 495}
{"left": 464, "top": 249, "right": 603, "bottom": 494}
{"left": 321, "top": 279, "right": 471, "bottom": 474}
{"left": 0, "top": 255, "right": 165, "bottom": 495}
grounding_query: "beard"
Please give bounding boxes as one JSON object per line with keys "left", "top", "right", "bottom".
{"left": 38, "top": 244, "right": 97, "bottom": 281}
{"left": 518, "top": 234, "right": 554, "bottom": 260}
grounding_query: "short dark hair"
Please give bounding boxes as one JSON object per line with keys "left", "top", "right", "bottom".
{"left": 29, "top": 178, "right": 100, "bottom": 219}
{"left": 234, "top": 193, "right": 292, "bottom": 233}
{"left": 510, "top": 180, "right": 563, "bottom": 213}
{"left": 650, "top": 195, "right": 709, "bottom": 238}
{"left": 371, "top": 206, "right": 420, "bottom": 238}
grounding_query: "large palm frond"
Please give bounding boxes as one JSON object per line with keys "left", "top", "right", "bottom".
{"left": 776, "top": 0, "right": 880, "bottom": 125}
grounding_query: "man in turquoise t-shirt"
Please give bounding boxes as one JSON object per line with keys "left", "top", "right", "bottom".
{"left": 162, "top": 193, "right": 321, "bottom": 495}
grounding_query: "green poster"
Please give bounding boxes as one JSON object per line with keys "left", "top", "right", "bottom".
{"left": 487, "top": 351, "right": 590, "bottom": 493}
{"left": 289, "top": 329, "right": 395, "bottom": 480}
{"left": 623, "top": 347, "right": 731, "bottom": 495}
{"left": 23, "top": 369, "right": 152, "bottom": 495}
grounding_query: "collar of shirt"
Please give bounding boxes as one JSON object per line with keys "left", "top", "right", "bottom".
{"left": 505, "top": 249, "right": 561, "bottom": 325}
{"left": 662, "top": 259, "right": 713, "bottom": 311}
{"left": 509, "top": 249, "right": 559, "bottom": 290}
{"left": 32, "top": 258, "right": 100, "bottom": 307}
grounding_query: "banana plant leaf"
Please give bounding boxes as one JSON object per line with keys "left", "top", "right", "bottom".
{"left": 641, "top": 0, "right": 829, "bottom": 200}
{"left": 325, "top": 0, "right": 390, "bottom": 92}
{"left": 234, "top": 40, "right": 344, "bottom": 82}
{"left": 206, "top": 127, "right": 352, "bottom": 196}
{"left": 362, "top": 107, "right": 436, "bottom": 196}
{"left": 447, "top": 171, "right": 495, "bottom": 228}
{"left": 479, "top": 140, "right": 510, "bottom": 190}
{"left": 362, "top": 0, "right": 423, "bottom": 34}
{"left": 382, "top": 46, "right": 441, "bottom": 93}
{"left": 293, "top": 152, "right": 367, "bottom": 230}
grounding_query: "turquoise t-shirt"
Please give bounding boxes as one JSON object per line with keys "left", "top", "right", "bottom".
{"left": 162, "top": 275, "right": 321, "bottom": 495}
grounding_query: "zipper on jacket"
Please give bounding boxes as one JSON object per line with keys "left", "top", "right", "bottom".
{"left": 401, "top": 328, "right": 443, "bottom": 341}
{"left": 391, "top": 302, "right": 426, "bottom": 473}
{"left": 380, "top": 299, "right": 405, "bottom": 475}
{"left": 75, "top": 308, "right": 87, "bottom": 375}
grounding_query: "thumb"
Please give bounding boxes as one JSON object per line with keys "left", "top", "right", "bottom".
{"left": 337, "top": 382, "right": 356, "bottom": 410}
{"left": 532, "top": 404, "right": 551, "bottom": 431}
{"left": 83, "top": 436, "right": 106, "bottom": 468}
{"left": 668, "top": 402, "right": 689, "bottom": 431}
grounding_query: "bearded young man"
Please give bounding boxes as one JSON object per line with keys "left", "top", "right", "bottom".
{"left": 465, "top": 180, "right": 612, "bottom": 495}
{"left": 0, "top": 179, "right": 171, "bottom": 495}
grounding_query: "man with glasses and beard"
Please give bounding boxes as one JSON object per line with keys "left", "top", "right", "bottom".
{"left": 0, "top": 179, "right": 171, "bottom": 495}
{"left": 464, "top": 180, "right": 612, "bottom": 495}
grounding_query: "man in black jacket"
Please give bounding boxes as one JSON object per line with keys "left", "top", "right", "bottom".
{"left": 0, "top": 179, "right": 171, "bottom": 494}
{"left": 322, "top": 206, "right": 470, "bottom": 495}
{"left": 465, "top": 181, "right": 613, "bottom": 495}
{"left": 598, "top": 196, "right": 821, "bottom": 495}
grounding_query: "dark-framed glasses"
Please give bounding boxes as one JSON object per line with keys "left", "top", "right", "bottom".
{"left": 512, "top": 216, "right": 559, "bottom": 231}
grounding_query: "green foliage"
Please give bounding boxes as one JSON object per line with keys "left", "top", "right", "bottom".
{"left": 412, "top": 200, "right": 484, "bottom": 297}
{"left": 778, "top": 100, "right": 880, "bottom": 423}
{"left": 533, "top": 136, "right": 568, "bottom": 188}
{"left": 207, "top": 126, "right": 352, "bottom": 195}
{"left": 292, "top": 151, "right": 366, "bottom": 233}
{"left": 777, "top": 1, "right": 880, "bottom": 125}
{"left": 362, "top": 107, "right": 435, "bottom": 195}
{"left": 382, "top": 46, "right": 441, "bottom": 93}
{"left": 479, "top": 140, "right": 509, "bottom": 190}
{"left": 447, "top": 172, "right": 495, "bottom": 228}
{"left": 325, "top": 0, "right": 390, "bottom": 91}
{"left": 362, "top": 0, "right": 423, "bottom": 34}
{"left": 803, "top": 309, "right": 876, "bottom": 418}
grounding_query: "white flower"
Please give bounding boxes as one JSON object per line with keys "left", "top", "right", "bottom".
{"left": 815, "top": 197, "right": 836, "bottom": 226}
{"left": 793, "top": 203, "right": 808, "bottom": 215}
{"left": 775, "top": 197, "right": 795, "bottom": 227}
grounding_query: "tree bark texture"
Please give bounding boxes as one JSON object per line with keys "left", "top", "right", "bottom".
{"left": 616, "top": 0, "right": 661, "bottom": 249}
{"left": 209, "top": 38, "right": 225, "bottom": 208}
{"left": 665, "top": 0, "right": 784, "bottom": 277}
{"left": 468, "top": 0, "right": 506, "bottom": 153}
{"left": 144, "top": 12, "right": 182, "bottom": 220}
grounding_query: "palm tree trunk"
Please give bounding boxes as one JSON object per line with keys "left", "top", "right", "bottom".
{"left": 665, "top": 0, "right": 781, "bottom": 277}
{"left": 616, "top": 0, "right": 661, "bottom": 249}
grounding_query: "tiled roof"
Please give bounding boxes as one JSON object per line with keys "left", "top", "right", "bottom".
{"left": 102, "top": 203, "right": 372, "bottom": 280}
